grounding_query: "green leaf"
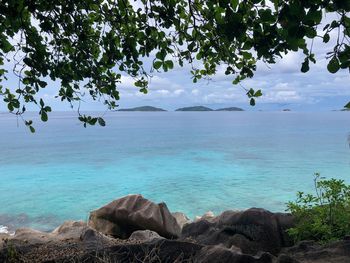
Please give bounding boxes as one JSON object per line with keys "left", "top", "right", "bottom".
{"left": 29, "top": 126, "right": 35, "bottom": 133}
{"left": 254, "top": 90, "right": 263, "bottom": 97}
{"left": 88, "top": 117, "right": 97, "bottom": 125}
{"left": 153, "top": 61, "right": 162, "bottom": 70}
{"left": 250, "top": 98, "right": 255, "bottom": 106}
{"left": 156, "top": 51, "right": 166, "bottom": 61}
{"left": 41, "top": 111, "right": 48, "bottom": 122}
{"left": 301, "top": 59, "right": 310, "bottom": 73}
{"left": 345, "top": 102, "right": 350, "bottom": 109}
{"left": 140, "top": 87, "right": 148, "bottom": 94}
{"left": 242, "top": 52, "right": 252, "bottom": 60}
{"left": 98, "top": 117, "right": 106, "bottom": 126}
{"left": 25, "top": 120, "right": 33, "bottom": 126}
{"left": 327, "top": 56, "right": 340, "bottom": 74}
{"left": 231, "top": 0, "right": 239, "bottom": 10}
{"left": 232, "top": 78, "right": 240, "bottom": 85}
{"left": 323, "top": 33, "right": 330, "bottom": 43}
{"left": 7, "top": 103, "right": 14, "bottom": 111}
{"left": 44, "top": 106, "right": 52, "bottom": 112}
{"left": 165, "top": 60, "right": 174, "bottom": 69}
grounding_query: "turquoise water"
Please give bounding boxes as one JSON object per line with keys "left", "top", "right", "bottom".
{"left": 0, "top": 112, "right": 349, "bottom": 232}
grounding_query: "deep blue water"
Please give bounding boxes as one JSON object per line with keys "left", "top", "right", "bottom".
{"left": 0, "top": 111, "right": 349, "bottom": 232}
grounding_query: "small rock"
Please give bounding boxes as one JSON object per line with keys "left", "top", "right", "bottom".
{"left": 172, "top": 212, "right": 191, "bottom": 229}
{"left": 202, "top": 211, "right": 215, "bottom": 219}
{"left": 52, "top": 220, "right": 86, "bottom": 235}
{"left": 195, "top": 211, "right": 215, "bottom": 222}
{"left": 80, "top": 227, "right": 115, "bottom": 246}
{"left": 129, "top": 230, "right": 162, "bottom": 242}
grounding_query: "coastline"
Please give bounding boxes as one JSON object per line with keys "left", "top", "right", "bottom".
{"left": 1, "top": 194, "right": 350, "bottom": 263}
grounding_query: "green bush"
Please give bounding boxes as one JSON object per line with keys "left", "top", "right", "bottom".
{"left": 287, "top": 173, "right": 350, "bottom": 243}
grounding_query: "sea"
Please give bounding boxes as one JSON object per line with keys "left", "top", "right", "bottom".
{"left": 0, "top": 111, "right": 349, "bottom": 233}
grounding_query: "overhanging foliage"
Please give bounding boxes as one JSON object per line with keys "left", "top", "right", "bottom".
{"left": 0, "top": 0, "right": 349, "bottom": 130}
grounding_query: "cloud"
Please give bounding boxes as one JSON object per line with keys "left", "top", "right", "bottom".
{"left": 192, "top": 89, "right": 200, "bottom": 95}
{"left": 174, "top": 89, "right": 185, "bottom": 96}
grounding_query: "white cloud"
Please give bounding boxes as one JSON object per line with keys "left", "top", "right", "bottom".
{"left": 174, "top": 89, "right": 185, "bottom": 96}
{"left": 192, "top": 89, "right": 200, "bottom": 95}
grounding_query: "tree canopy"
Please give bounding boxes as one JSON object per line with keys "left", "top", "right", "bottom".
{"left": 1, "top": 0, "right": 349, "bottom": 131}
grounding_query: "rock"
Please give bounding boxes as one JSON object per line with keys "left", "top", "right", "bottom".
{"left": 230, "top": 245, "right": 242, "bottom": 254}
{"left": 182, "top": 219, "right": 214, "bottom": 238}
{"left": 10, "top": 228, "right": 53, "bottom": 245}
{"left": 172, "top": 212, "right": 191, "bottom": 229}
{"left": 88, "top": 194, "right": 181, "bottom": 239}
{"left": 0, "top": 234, "right": 10, "bottom": 249}
{"left": 129, "top": 230, "right": 162, "bottom": 242}
{"left": 282, "top": 239, "right": 350, "bottom": 263}
{"left": 194, "top": 211, "right": 216, "bottom": 222}
{"left": 195, "top": 216, "right": 202, "bottom": 221}
{"left": 79, "top": 239, "right": 203, "bottom": 262}
{"left": 194, "top": 245, "right": 275, "bottom": 263}
{"left": 79, "top": 227, "right": 116, "bottom": 247}
{"left": 52, "top": 220, "right": 86, "bottom": 234}
{"left": 275, "top": 213, "right": 295, "bottom": 247}
{"left": 182, "top": 208, "right": 289, "bottom": 255}
{"left": 5, "top": 221, "right": 114, "bottom": 249}
{"left": 201, "top": 211, "right": 215, "bottom": 221}
{"left": 51, "top": 220, "right": 87, "bottom": 240}
{"left": 276, "top": 254, "right": 300, "bottom": 263}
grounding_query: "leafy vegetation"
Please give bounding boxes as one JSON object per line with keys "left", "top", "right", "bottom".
{"left": 287, "top": 173, "right": 350, "bottom": 243}
{"left": 1, "top": 0, "right": 349, "bottom": 131}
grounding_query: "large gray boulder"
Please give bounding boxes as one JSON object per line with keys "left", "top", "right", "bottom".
{"left": 182, "top": 208, "right": 294, "bottom": 255}
{"left": 88, "top": 194, "right": 181, "bottom": 239}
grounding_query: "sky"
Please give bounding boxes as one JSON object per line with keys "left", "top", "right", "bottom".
{"left": 1, "top": 12, "right": 349, "bottom": 112}
{"left": 113, "top": 50, "right": 350, "bottom": 112}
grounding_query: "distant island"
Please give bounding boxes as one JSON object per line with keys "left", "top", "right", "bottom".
{"left": 117, "top": 105, "right": 245, "bottom": 112}
{"left": 175, "top": 106, "right": 213, "bottom": 111}
{"left": 282, "top": 109, "right": 291, "bottom": 111}
{"left": 215, "top": 107, "right": 244, "bottom": 111}
{"left": 118, "top": 106, "right": 167, "bottom": 112}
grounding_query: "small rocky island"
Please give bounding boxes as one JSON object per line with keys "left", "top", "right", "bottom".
{"left": 175, "top": 106, "right": 213, "bottom": 111}
{"left": 118, "top": 106, "right": 167, "bottom": 111}
{"left": 1, "top": 194, "right": 349, "bottom": 262}
{"left": 215, "top": 107, "right": 244, "bottom": 111}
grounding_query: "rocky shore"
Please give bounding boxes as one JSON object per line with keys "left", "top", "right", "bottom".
{"left": 1, "top": 194, "right": 349, "bottom": 262}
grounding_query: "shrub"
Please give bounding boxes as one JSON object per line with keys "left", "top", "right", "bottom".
{"left": 287, "top": 173, "right": 350, "bottom": 243}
